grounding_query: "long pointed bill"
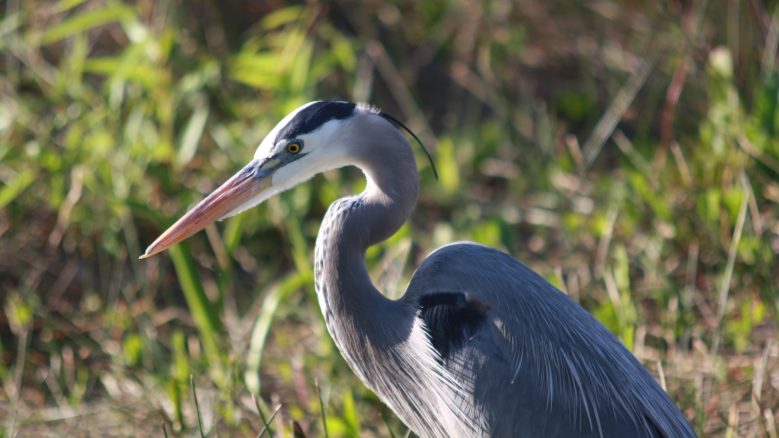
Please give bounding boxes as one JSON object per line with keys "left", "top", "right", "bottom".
{"left": 140, "top": 162, "right": 271, "bottom": 259}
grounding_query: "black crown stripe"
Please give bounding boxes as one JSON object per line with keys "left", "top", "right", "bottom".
{"left": 276, "top": 100, "right": 356, "bottom": 141}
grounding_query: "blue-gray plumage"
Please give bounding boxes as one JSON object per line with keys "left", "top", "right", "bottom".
{"left": 142, "top": 100, "right": 697, "bottom": 438}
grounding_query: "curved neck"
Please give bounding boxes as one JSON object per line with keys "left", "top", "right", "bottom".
{"left": 310, "top": 119, "right": 472, "bottom": 437}
{"left": 313, "top": 125, "right": 419, "bottom": 361}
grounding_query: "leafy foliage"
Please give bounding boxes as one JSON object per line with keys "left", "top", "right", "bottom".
{"left": 1, "top": 1, "right": 777, "bottom": 436}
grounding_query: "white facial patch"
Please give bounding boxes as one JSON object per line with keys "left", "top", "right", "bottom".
{"left": 223, "top": 101, "right": 361, "bottom": 219}
{"left": 270, "top": 118, "right": 352, "bottom": 187}
{"left": 253, "top": 101, "right": 320, "bottom": 160}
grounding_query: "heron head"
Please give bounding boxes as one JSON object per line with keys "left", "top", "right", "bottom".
{"left": 141, "top": 100, "right": 369, "bottom": 259}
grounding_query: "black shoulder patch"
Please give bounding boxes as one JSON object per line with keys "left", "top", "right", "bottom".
{"left": 418, "top": 292, "right": 490, "bottom": 361}
{"left": 276, "top": 100, "right": 356, "bottom": 141}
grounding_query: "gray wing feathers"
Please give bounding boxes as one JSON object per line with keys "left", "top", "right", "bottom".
{"left": 405, "top": 242, "right": 696, "bottom": 438}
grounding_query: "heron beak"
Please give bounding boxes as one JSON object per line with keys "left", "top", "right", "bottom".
{"left": 140, "top": 160, "right": 272, "bottom": 259}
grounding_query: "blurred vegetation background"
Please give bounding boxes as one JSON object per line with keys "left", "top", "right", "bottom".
{"left": 1, "top": 0, "right": 778, "bottom": 436}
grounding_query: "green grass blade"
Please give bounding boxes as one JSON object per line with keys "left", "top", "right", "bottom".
{"left": 244, "top": 272, "right": 310, "bottom": 395}
{"left": 255, "top": 401, "right": 281, "bottom": 438}
{"left": 176, "top": 102, "right": 209, "bottom": 167}
{"left": 0, "top": 170, "right": 35, "bottom": 209}
{"left": 381, "top": 415, "right": 398, "bottom": 438}
{"left": 190, "top": 375, "right": 206, "bottom": 438}
{"left": 252, "top": 395, "right": 270, "bottom": 437}
{"left": 222, "top": 207, "right": 246, "bottom": 255}
{"left": 282, "top": 197, "right": 313, "bottom": 275}
{"left": 168, "top": 245, "right": 224, "bottom": 378}
{"left": 41, "top": 3, "right": 135, "bottom": 44}
{"left": 169, "top": 330, "right": 188, "bottom": 430}
{"left": 341, "top": 389, "right": 359, "bottom": 438}
{"left": 316, "top": 380, "right": 329, "bottom": 438}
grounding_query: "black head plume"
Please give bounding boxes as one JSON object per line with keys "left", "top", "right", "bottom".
{"left": 378, "top": 112, "right": 439, "bottom": 181}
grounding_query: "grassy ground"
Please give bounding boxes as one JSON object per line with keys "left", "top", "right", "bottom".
{"left": 1, "top": 0, "right": 778, "bottom": 436}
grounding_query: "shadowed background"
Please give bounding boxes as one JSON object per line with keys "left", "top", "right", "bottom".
{"left": 1, "top": 0, "right": 778, "bottom": 436}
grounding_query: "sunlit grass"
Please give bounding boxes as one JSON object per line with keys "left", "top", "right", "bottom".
{"left": 1, "top": 1, "right": 778, "bottom": 437}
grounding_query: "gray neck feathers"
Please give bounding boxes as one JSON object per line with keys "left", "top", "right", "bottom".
{"left": 311, "top": 114, "right": 479, "bottom": 437}
{"left": 313, "top": 113, "right": 419, "bottom": 362}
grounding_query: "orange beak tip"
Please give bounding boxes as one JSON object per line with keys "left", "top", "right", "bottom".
{"left": 139, "top": 245, "right": 163, "bottom": 260}
{"left": 137, "top": 163, "right": 267, "bottom": 262}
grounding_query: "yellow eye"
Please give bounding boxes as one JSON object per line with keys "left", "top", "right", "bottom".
{"left": 286, "top": 142, "right": 302, "bottom": 154}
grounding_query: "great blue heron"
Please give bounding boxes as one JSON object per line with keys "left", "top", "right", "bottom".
{"left": 142, "top": 100, "right": 696, "bottom": 437}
